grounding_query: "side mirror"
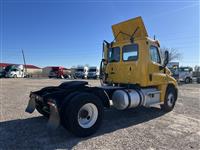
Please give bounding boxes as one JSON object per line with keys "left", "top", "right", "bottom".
{"left": 159, "top": 50, "right": 169, "bottom": 70}
{"left": 102, "top": 40, "right": 109, "bottom": 64}
{"left": 163, "top": 50, "right": 169, "bottom": 67}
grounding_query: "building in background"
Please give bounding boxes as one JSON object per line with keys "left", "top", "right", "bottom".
{"left": 25, "top": 64, "right": 42, "bottom": 75}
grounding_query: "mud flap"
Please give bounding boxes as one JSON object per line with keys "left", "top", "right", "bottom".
{"left": 25, "top": 95, "right": 36, "bottom": 113}
{"left": 47, "top": 102, "right": 60, "bottom": 129}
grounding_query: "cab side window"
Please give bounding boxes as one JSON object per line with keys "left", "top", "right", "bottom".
{"left": 122, "top": 44, "right": 138, "bottom": 61}
{"left": 149, "top": 46, "right": 161, "bottom": 64}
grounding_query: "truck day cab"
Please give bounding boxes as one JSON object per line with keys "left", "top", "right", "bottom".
{"left": 178, "top": 67, "right": 193, "bottom": 83}
{"left": 26, "top": 17, "right": 178, "bottom": 137}
{"left": 48, "top": 67, "right": 71, "bottom": 79}
{"left": 87, "top": 67, "right": 99, "bottom": 79}
{"left": 5, "top": 65, "right": 25, "bottom": 78}
{"left": 167, "top": 63, "right": 193, "bottom": 84}
{"left": 74, "top": 66, "right": 88, "bottom": 79}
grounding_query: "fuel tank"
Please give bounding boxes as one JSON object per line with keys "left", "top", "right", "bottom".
{"left": 112, "top": 88, "right": 160, "bottom": 110}
{"left": 112, "top": 89, "right": 142, "bottom": 110}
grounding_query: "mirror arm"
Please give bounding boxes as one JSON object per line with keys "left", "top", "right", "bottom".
{"left": 159, "top": 65, "right": 164, "bottom": 70}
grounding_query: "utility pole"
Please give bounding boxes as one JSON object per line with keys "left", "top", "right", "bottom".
{"left": 21, "top": 49, "right": 27, "bottom": 76}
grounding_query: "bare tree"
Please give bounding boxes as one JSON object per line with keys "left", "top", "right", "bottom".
{"left": 160, "top": 47, "right": 182, "bottom": 62}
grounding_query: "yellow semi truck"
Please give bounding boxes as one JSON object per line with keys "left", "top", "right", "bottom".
{"left": 26, "top": 16, "right": 178, "bottom": 137}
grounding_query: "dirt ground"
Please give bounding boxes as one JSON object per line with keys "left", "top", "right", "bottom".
{"left": 0, "top": 79, "right": 200, "bottom": 150}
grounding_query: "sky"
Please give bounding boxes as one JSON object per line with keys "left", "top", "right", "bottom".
{"left": 0, "top": 0, "right": 199, "bottom": 68}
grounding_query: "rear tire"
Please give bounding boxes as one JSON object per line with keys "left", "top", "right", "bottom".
{"left": 197, "top": 77, "right": 200, "bottom": 84}
{"left": 161, "top": 86, "right": 177, "bottom": 112}
{"left": 61, "top": 93, "right": 103, "bottom": 137}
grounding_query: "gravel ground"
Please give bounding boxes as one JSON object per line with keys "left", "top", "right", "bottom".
{"left": 0, "top": 79, "right": 200, "bottom": 150}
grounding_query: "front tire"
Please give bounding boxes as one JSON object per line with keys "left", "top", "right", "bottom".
{"left": 185, "top": 77, "right": 190, "bottom": 84}
{"left": 61, "top": 93, "right": 103, "bottom": 137}
{"left": 161, "top": 86, "right": 177, "bottom": 112}
{"left": 13, "top": 74, "right": 17, "bottom": 78}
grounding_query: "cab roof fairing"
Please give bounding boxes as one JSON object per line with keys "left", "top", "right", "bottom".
{"left": 111, "top": 16, "right": 148, "bottom": 43}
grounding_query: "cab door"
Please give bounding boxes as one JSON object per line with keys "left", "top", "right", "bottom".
{"left": 120, "top": 44, "right": 139, "bottom": 84}
{"left": 148, "top": 45, "right": 167, "bottom": 86}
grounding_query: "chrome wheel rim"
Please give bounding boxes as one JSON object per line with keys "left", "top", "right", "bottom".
{"left": 167, "top": 93, "right": 175, "bottom": 107}
{"left": 78, "top": 103, "right": 98, "bottom": 128}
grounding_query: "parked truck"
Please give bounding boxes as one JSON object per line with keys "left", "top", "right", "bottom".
{"left": 193, "top": 66, "right": 200, "bottom": 83}
{"left": 26, "top": 17, "right": 178, "bottom": 137}
{"left": 87, "top": 66, "right": 99, "bottom": 79}
{"left": 74, "top": 66, "right": 88, "bottom": 79}
{"left": 0, "top": 70, "right": 6, "bottom": 78}
{"left": 5, "top": 64, "right": 25, "bottom": 78}
{"left": 167, "top": 62, "right": 179, "bottom": 81}
{"left": 48, "top": 67, "right": 71, "bottom": 79}
{"left": 167, "top": 63, "right": 193, "bottom": 84}
{"left": 178, "top": 66, "right": 193, "bottom": 83}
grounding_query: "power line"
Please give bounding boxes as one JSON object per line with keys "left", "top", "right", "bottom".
{"left": 21, "top": 49, "right": 27, "bottom": 74}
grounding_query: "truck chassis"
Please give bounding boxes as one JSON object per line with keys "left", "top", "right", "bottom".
{"left": 26, "top": 81, "right": 177, "bottom": 137}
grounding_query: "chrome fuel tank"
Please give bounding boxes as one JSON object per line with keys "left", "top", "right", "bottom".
{"left": 112, "top": 89, "right": 142, "bottom": 110}
{"left": 112, "top": 88, "right": 160, "bottom": 110}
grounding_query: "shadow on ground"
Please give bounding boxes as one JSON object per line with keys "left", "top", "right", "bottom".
{"left": 0, "top": 107, "right": 166, "bottom": 149}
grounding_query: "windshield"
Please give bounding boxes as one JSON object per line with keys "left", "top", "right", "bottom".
{"left": 168, "top": 67, "right": 179, "bottom": 75}
{"left": 179, "top": 67, "right": 192, "bottom": 72}
{"left": 108, "top": 47, "right": 120, "bottom": 62}
{"left": 51, "top": 68, "right": 59, "bottom": 72}
{"left": 89, "top": 69, "right": 96, "bottom": 72}
{"left": 5, "top": 65, "right": 13, "bottom": 72}
{"left": 11, "top": 68, "right": 18, "bottom": 71}
{"left": 76, "top": 69, "right": 84, "bottom": 72}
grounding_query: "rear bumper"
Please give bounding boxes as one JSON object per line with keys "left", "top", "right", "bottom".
{"left": 75, "top": 73, "right": 85, "bottom": 78}
{"left": 48, "top": 75, "right": 58, "bottom": 78}
{"left": 5, "top": 74, "right": 14, "bottom": 78}
{"left": 87, "top": 75, "right": 97, "bottom": 78}
{"left": 25, "top": 93, "right": 60, "bottom": 129}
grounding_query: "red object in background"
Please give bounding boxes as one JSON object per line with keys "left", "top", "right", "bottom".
{"left": 51, "top": 67, "right": 64, "bottom": 77}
